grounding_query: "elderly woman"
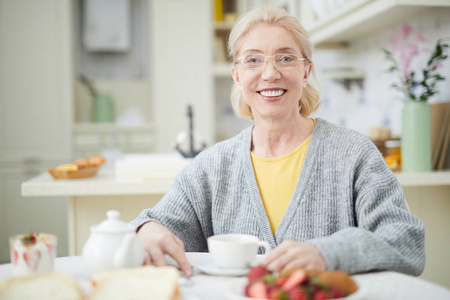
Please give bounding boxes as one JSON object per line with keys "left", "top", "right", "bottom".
{"left": 130, "top": 7, "right": 425, "bottom": 277}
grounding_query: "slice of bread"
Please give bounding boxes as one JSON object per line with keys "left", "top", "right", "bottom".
{"left": 0, "top": 272, "right": 84, "bottom": 300}
{"left": 89, "top": 266, "right": 180, "bottom": 300}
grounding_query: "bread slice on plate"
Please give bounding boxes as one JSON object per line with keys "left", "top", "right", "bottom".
{"left": 90, "top": 265, "right": 180, "bottom": 300}
{"left": 0, "top": 272, "right": 84, "bottom": 300}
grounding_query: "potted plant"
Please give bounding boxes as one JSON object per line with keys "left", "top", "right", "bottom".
{"left": 382, "top": 24, "right": 449, "bottom": 172}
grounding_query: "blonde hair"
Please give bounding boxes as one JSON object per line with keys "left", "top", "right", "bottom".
{"left": 228, "top": 6, "right": 321, "bottom": 120}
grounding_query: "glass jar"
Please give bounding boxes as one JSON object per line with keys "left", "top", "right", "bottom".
{"left": 384, "top": 140, "right": 402, "bottom": 172}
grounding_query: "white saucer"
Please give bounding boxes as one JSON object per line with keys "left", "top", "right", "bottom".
{"left": 191, "top": 256, "right": 249, "bottom": 276}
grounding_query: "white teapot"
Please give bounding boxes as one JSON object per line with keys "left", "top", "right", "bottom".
{"left": 82, "top": 210, "right": 145, "bottom": 273}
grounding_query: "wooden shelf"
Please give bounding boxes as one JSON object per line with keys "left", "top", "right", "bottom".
{"left": 213, "top": 21, "right": 234, "bottom": 31}
{"left": 303, "top": 0, "right": 450, "bottom": 47}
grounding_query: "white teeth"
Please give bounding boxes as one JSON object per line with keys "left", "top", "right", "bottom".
{"left": 260, "top": 90, "right": 285, "bottom": 97}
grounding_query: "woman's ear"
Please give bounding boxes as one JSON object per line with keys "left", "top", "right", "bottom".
{"left": 232, "top": 66, "right": 242, "bottom": 89}
{"left": 303, "top": 63, "right": 312, "bottom": 87}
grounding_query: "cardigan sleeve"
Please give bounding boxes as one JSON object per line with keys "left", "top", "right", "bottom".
{"left": 309, "top": 141, "right": 426, "bottom": 276}
{"left": 128, "top": 168, "right": 210, "bottom": 252}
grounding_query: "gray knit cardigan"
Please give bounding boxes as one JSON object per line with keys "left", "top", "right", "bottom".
{"left": 130, "top": 118, "right": 425, "bottom": 276}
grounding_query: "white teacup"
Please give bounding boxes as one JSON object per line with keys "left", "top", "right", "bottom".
{"left": 207, "top": 234, "right": 271, "bottom": 270}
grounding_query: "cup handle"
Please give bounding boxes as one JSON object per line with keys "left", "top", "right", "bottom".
{"left": 255, "top": 240, "right": 272, "bottom": 265}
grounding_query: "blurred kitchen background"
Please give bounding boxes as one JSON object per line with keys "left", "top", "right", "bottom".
{"left": 1, "top": 0, "right": 450, "bottom": 287}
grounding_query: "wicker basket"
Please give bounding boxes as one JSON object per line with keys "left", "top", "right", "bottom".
{"left": 47, "top": 167, "right": 99, "bottom": 180}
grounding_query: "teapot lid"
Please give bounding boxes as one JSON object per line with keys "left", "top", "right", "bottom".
{"left": 91, "top": 210, "right": 134, "bottom": 233}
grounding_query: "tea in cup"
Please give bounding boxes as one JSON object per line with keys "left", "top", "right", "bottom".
{"left": 207, "top": 234, "right": 271, "bottom": 269}
{"left": 9, "top": 233, "right": 57, "bottom": 276}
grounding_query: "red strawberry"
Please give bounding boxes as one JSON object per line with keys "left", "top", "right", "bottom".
{"left": 23, "top": 250, "right": 41, "bottom": 272}
{"left": 313, "top": 290, "right": 328, "bottom": 300}
{"left": 275, "top": 277, "right": 287, "bottom": 286}
{"left": 13, "top": 250, "right": 19, "bottom": 265}
{"left": 46, "top": 243, "right": 56, "bottom": 257}
{"left": 288, "top": 288, "right": 307, "bottom": 300}
{"left": 248, "top": 266, "right": 269, "bottom": 283}
{"left": 267, "top": 287, "right": 282, "bottom": 300}
{"left": 330, "top": 287, "right": 345, "bottom": 299}
{"left": 282, "top": 270, "right": 306, "bottom": 291}
{"left": 248, "top": 281, "right": 269, "bottom": 299}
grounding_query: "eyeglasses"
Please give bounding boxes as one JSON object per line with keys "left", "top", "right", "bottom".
{"left": 235, "top": 53, "right": 308, "bottom": 70}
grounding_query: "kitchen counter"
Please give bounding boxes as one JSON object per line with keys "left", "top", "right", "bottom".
{"left": 21, "top": 170, "right": 175, "bottom": 197}
{"left": 21, "top": 170, "right": 450, "bottom": 288}
{"left": 21, "top": 170, "right": 450, "bottom": 197}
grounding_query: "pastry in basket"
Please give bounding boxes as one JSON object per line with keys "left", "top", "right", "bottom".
{"left": 48, "top": 156, "right": 106, "bottom": 179}
{"left": 90, "top": 265, "right": 180, "bottom": 300}
{"left": 0, "top": 272, "right": 84, "bottom": 300}
{"left": 55, "top": 164, "right": 79, "bottom": 172}
{"left": 73, "top": 156, "right": 105, "bottom": 169}
{"left": 87, "top": 155, "right": 105, "bottom": 167}
{"left": 245, "top": 266, "right": 358, "bottom": 299}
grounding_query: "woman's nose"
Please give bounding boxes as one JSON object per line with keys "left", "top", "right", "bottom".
{"left": 260, "top": 59, "right": 281, "bottom": 82}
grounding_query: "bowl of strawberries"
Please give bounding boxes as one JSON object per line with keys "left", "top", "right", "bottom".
{"left": 228, "top": 265, "right": 363, "bottom": 300}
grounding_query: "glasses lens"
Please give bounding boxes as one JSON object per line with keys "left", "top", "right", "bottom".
{"left": 274, "top": 54, "right": 298, "bottom": 69}
{"left": 242, "top": 54, "right": 265, "bottom": 69}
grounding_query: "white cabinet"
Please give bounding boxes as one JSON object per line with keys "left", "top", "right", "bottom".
{"left": 150, "top": 0, "right": 214, "bottom": 152}
{"left": 299, "top": 0, "right": 450, "bottom": 47}
{"left": 0, "top": 0, "right": 73, "bottom": 262}
{"left": 0, "top": 0, "right": 73, "bottom": 162}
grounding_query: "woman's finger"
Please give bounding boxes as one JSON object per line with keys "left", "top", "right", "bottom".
{"left": 148, "top": 246, "right": 167, "bottom": 267}
{"left": 163, "top": 238, "right": 193, "bottom": 277}
{"left": 144, "top": 251, "right": 152, "bottom": 265}
{"left": 264, "top": 241, "right": 291, "bottom": 265}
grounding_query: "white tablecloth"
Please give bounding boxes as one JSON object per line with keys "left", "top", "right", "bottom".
{"left": 1, "top": 253, "right": 449, "bottom": 300}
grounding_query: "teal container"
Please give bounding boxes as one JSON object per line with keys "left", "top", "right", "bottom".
{"left": 92, "top": 94, "right": 114, "bottom": 123}
{"left": 401, "top": 100, "right": 432, "bottom": 172}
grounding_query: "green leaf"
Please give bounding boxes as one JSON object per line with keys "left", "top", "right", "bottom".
{"left": 388, "top": 66, "right": 398, "bottom": 72}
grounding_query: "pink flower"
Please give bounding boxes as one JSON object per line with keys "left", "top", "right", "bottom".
{"left": 416, "top": 32, "right": 427, "bottom": 42}
{"left": 401, "top": 24, "right": 414, "bottom": 40}
{"left": 432, "top": 62, "right": 443, "bottom": 70}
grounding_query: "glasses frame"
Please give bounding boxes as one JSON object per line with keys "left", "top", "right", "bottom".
{"left": 235, "top": 53, "right": 309, "bottom": 70}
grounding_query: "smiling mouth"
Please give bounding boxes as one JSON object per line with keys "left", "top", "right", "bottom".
{"left": 258, "top": 89, "right": 286, "bottom": 97}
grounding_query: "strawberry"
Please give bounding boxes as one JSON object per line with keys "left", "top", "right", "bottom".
{"left": 313, "top": 290, "right": 328, "bottom": 300}
{"left": 267, "top": 287, "right": 283, "bottom": 300}
{"left": 287, "top": 288, "right": 307, "bottom": 300}
{"left": 330, "top": 287, "right": 345, "bottom": 299}
{"left": 248, "top": 281, "right": 269, "bottom": 299}
{"left": 275, "top": 277, "right": 287, "bottom": 287}
{"left": 282, "top": 270, "right": 306, "bottom": 291}
{"left": 13, "top": 250, "right": 19, "bottom": 265}
{"left": 23, "top": 249, "right": 41, "bottom": 272}
{"left": 248, "top": 266, "right": 270, "bottom": 283}
{"left": 20, "top": 233, "right": 37, "bottom": 246}
{"left": 46, "top": 243, "right": 56, "bottom": 257}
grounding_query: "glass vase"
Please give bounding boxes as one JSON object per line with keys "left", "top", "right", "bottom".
{"left": 92, "top": 94, "right": 114, "bottom": 123}
{"left": 401, "top": 100, "right": 432, "bottom": 172}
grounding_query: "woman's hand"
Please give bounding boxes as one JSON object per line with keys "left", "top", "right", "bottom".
{"left": 137, "top": 221, "right": 193, "bottom": 277}
{"left": 264, "top": 240, "right": 326, "bottom": 272}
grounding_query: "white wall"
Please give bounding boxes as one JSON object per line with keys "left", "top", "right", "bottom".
{"left": 311, "top": 7, "right": 450, "bottom": 137}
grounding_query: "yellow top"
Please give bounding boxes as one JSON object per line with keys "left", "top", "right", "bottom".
{"left": 251, "top": 121, "right": 315, "bottom": 234}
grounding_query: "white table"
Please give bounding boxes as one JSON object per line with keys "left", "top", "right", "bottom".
{"left": 1, "top": 253, "right": 450, "bottom": 300}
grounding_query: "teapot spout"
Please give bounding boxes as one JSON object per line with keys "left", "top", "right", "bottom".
{"left": 113, "top": 232, "right": 145, "bottom": 269}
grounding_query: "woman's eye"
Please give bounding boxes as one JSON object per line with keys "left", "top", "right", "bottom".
{"left": 279, "top": 55, "right": 294, "bottom": 62}
{"left": 245, "top": 56, "right": 262, "bottom": 63}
